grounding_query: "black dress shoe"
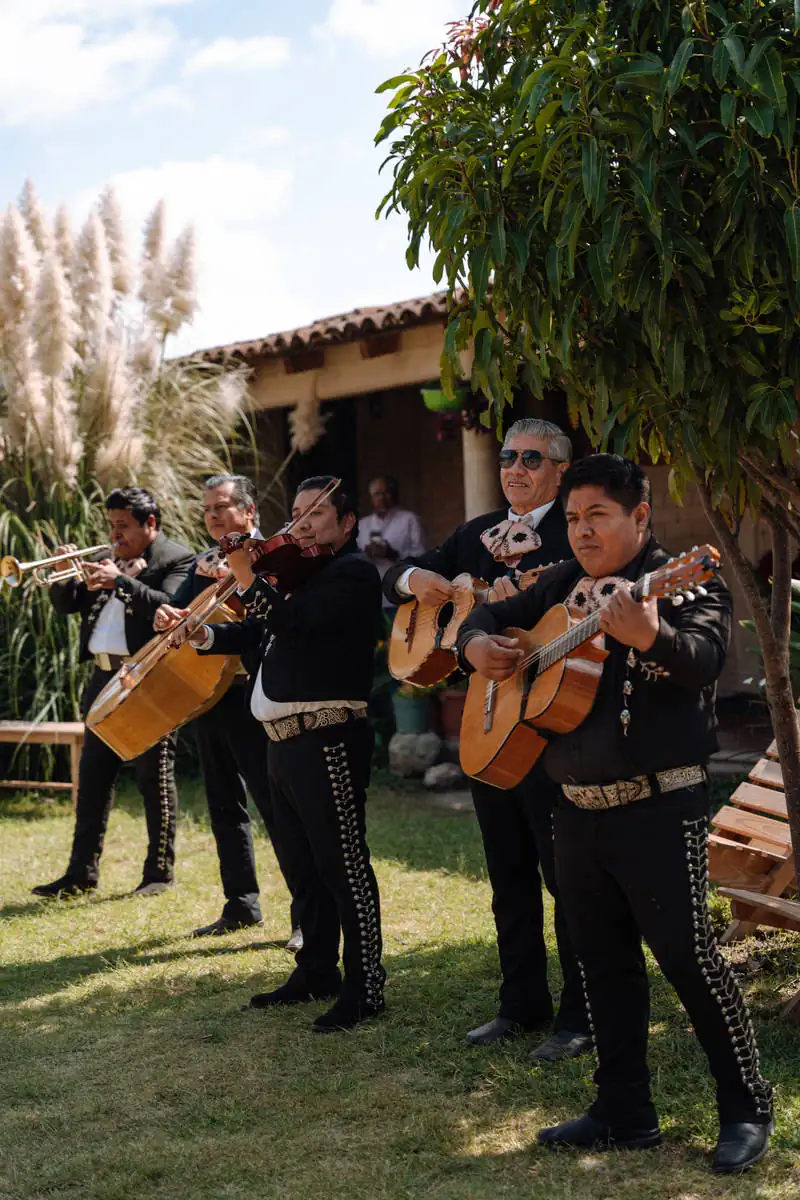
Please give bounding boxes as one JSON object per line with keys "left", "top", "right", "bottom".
{"left": 531, "top": 1030, "right": 594, "bottom": 1062}
{"left": 191, "top": 915, "right": 262, "bottom": 937}
{"left": 133, "top": 880, "right": 174, "bottom": 898}
{"left": 32, "top": 875, "right": 96, "bottom": 898}
{"left": 245, "top": 970, "right": 341, "bottom": 1010}
{"left": 711, "top": 1121, "right": 772, "bottom": 1174}
{"left": 538, "top": 1113, "right": 662, "bottom": 1151}
{"left": 312, "top": 994, "right": 386, "bottom": 1033}
{"left": 465, "top": 1016, "right": 537, "bottom": 1046}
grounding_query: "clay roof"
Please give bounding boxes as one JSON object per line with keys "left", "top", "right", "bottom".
{"left": 193, "top": 290, "right": 450, "bottom": 364}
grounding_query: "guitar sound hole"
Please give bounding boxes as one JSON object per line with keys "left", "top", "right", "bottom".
{"left": 437, "top": 601, "right": 455, "bottom": 629}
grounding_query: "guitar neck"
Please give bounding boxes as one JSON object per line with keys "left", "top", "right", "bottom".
{"left": 531, "top": 576, "right": 648, "bottom": 673}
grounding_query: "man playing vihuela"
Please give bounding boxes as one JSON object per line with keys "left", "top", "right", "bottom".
{"left": 33, "top": 487, "right": 194, "bottom": 899}
{"left": 384, "top": 418, "right": 591, "bottom": 1061}
{"left": 457, "top": 454, "right": 772, "bottom": 1175}
{"left": 154, "top": 474, "right": 299, "bottom": 946}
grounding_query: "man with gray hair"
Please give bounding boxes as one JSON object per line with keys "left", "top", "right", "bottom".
{"left": 155, "top": 474, "right": 299, "bottom": 946}
{"left": 384, "top": 417, "right": 591, "bottom": 1061}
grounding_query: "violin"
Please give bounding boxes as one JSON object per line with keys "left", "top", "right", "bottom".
{"left": 218, "top": 477, "right": 341, "bottom": 593}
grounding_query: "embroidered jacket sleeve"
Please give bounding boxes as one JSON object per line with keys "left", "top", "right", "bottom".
{"left": 49, "top": 577, "right": 88, "bottom": 615}
{"left": 114, "top": 548, "right": 195, "bottom": 619}
{"left": 635, "top": 576, "right": 731, "bottom": 689}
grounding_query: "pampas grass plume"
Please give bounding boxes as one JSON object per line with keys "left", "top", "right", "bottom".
{"left": 74, "top": 210, "right": 113, "bottom": 351}
{"left": 99, "top": 186, "right": 133, "bottom": 297}
{"left": 35, "top": 250, "right": 80, "bottom": 379}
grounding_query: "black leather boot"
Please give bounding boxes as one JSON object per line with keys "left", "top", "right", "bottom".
{"left": 711, "top": 1122, "right": 772, "bottom": 1174}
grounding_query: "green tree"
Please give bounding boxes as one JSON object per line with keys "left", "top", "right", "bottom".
{"left": 378, "top": 0, "right": 800, "bottom": 880}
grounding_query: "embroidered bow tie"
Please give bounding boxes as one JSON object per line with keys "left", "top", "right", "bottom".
{"left": 480, "top": 519, "right": 542, "bottom": 566}
{"left": 115, "top": 556, "right": 147, "bottom": 579}
{"left": 196, "top": 546, "right": 228, "bottom": 580}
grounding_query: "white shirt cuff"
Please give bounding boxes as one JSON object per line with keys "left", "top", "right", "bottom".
{"left": 395, "top": 567, "right": 417, "bottom": 597}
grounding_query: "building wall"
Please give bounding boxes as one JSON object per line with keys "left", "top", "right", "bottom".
{"left": 354, "top": 386, "right": 465, "bottom": 549}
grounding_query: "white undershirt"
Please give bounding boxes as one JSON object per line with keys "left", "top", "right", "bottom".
{"left": 249, "top": 662, "right": 365, "bottom": 723}
{"left": 87, "top": 594, "right": 129, "bottom": 656}
{"left": 395, "top": 500, "right": 556, "bottom": 596}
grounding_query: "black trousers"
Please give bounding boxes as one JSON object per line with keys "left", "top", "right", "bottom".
{"left": 68, "top": 668, "right": 177, "bottom": 886}
{"left": 554, "top": 786, "right": 773, "bottom": 1128}
{"left": 194, "top": 682, "right": 295, "bottom": 926}
{"left": 267, "top": 720, "right": 384, "bottom": 1005}
{"left": 470, "top": 763, "right": 588, "bottom": 1032}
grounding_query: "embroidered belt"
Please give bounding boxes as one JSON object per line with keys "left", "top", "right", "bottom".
{"left": 94, "top": 653, "right": 130, "bottom": 673}
{"left": 562, "top": 764, "right": 706, "bottom": 810}
{"left": 263, "top": 707, "right": 367, "bottom": 743}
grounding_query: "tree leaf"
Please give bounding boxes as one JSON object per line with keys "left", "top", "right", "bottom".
{"left": 667, "top": 39, "right": 694, "bottom": 97}
{"left": 784, "top": 205, "right": 800, "bottom": 279}
{"left": 375, "top": 73, "right": 419, "bottom": 94}
{"left": 469, "top": 243, "right": 492, "bottom": 303}
{"left": 665, "top": 333, "right": 685, "bottom": 396}
{"left": 712, "top": 38, "right": 729, "bottom": 88}
{"left": 744, "top": 101, "right": 774, "bottom": 137}
{"left": 720, "top": 93, "right": 736, "bottom": 128}
{"left": 615, "top": 54, "right": 664, "bottom": 82}
{"left": 588, "top": 244, "right": 612, "bottom": 302}
{"left": 491, "top": 212, "right": 507, "bottom": 264}
{"left": 582, "top": 138, "right": 599, "bottom": 210}
{"left": 723, "top": 35, "right": 745, "bottom": 74}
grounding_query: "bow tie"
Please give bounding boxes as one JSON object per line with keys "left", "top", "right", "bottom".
{"left": 480, "top": 518, "right": 542, "bottom": 565}
{"left": 196, "top": 546, "right": 228, "bottom": 580}
{"left": 115, "top": 556, "right": 147, "bottom": 578}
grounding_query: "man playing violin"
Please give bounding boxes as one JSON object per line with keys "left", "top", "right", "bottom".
{"left": 33, "top": 486, "right": 194, "bottom": 899}
{"left": 187, "top": 476, "right": 386, "bottom": 1032}
{"left": 384, "top": 418, "right": 591, "bottom": 1061}
{"left": 154, "top": 474, "right": 299, "bottom": 945}
{"left": 457, "top": 454, "right": 772, "bottom": 1174}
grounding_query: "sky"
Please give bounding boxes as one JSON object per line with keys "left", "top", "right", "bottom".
{"left": 0, "top": 0, "right": 466, "bottom": 354}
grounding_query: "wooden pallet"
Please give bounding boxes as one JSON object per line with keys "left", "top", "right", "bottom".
{"left": 718, "top": 890, "right": 800, "bottom": 1022}
{"left": 0, "top": 721, "right": 84, "bottom": 807}
{"left": 708, "top": 746, "right": 796, "bottom": 943}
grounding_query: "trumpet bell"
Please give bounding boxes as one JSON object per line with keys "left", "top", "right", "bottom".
{"left": 0, "top": 555, "right": 22, "bottom": 587}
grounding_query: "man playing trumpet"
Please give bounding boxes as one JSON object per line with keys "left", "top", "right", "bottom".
{"left": 32, "top": 487, "right": 194, "bottom": 899}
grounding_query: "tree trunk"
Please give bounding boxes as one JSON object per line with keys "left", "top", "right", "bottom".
{"left": 695, "top": 482, "right": 800, "bottom": 885}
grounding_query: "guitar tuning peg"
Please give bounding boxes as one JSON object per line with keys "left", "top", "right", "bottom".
{"left": 697, "top": 586, "right": 708, "bottom": 597}
{"left": 671, "top": 594, "right": 685, "bottom": 607}
{"left": 683, "top": 590, "right": 695, "bottom": 602}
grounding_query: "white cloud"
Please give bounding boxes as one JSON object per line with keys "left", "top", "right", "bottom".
{"left": 316, "top": 0, "right": 461, "bottom": 58}
{"left": 133, "top": 84, "right": 194, "bottom": 116}
{"left": 0, "top": 10, "right": 176, "bottom": 125}
{"left": 84, "top": 156, "right": 299, "bottom": 354}
{"left": 184, "top": 36, "right": 290, "bottom": 76}
{"left": 23, "top": 0, "right": 192, "bottom": 14}
{"left": 234, "top": 126, "right": 290, "bottom": 155}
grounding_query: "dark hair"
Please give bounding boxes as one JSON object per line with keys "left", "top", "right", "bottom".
{"left": 295, "top": 475, "right": 359, "bottom": 523}
{"left": 369, "top": 474, "right": 399, "bottom": 502}
{"left": 204, "top": 474, "right": 257, "bottom": 511}
{"left": 105, "top": 486, "right": 161, "bottom": 529}
{"left": 559, "top": 454, "right": 651, "bottom": 514}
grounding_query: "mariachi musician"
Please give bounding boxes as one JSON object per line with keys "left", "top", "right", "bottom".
{"left": 33, "top": 486, "right": 194, "bottom": 899}
{"left": 154, "top": 473, "right": 300, "bottom": 945}
{"left": 383, "top": 418, "right": 591, "bottom": 1061}
{"left": 185, "top": 476, "right": 386, "bottom": 1032}
{"left": 457, "top": 455, "right": 772, "bottom": 1173}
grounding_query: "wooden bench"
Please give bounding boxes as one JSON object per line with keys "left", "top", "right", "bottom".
{"left": 718, "top": 890, "right": 800, "bottom": 1023}
{"left": 0, "top": 721, "right": 84, "bottom": 806}
{"left": 708, "top": 738, "right": 796, "bottom": 943}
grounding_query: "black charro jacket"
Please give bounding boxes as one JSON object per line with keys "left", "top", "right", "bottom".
{"left": 198, "top": 540, "right": 383, "bottom": 706}
{"left": 456, "top": 536, "right": 731, "bottom": 785}
{"left": 382, "top": 502, "right": 573, "bottom": 605}
{"left": 50, "top": 530, "right": 194, "bottom": 662}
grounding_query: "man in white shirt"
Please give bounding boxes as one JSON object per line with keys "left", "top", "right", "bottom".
{"left": 357, "top": 476, "right": 425, "bottom": 606}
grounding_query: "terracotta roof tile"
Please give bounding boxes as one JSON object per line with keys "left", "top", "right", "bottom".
{"left": 193, "top": 289, "right": 451, "bottom": 364}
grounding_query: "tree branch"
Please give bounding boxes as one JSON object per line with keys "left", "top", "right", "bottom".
{"left": 741, "top": 450, "right": 800, "bottom": 514}
{"left": 760, "top": 492, "right": 800, "bottom": 547}
{"left": 765, "top": 510, "right": 793, "bottom": 656}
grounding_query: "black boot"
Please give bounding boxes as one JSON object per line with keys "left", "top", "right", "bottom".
{"left": 32, "top": 874, "right": 96, "bottom": 898}
{"left": 711, "top": 1122, "right": 772, "bottom": 1174}
{"left": 538, "top": 1113, "right": 662, "bottom": 1151}
{"left": 245, "top": 969, "right": 341, "bottom": 1010}
{"left": 312, "top": 993, "right": 386, "bottom": 1033}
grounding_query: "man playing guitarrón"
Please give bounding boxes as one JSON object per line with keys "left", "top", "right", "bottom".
{"left": 457, "top": 455, "right": 772, "bottom": 1175}
{"left": 189, "top": 477, "right": 386, "bottom": 1032}
{"left": 33, "top": 487, "right": 194, "bottom": 898}
{"left": 384, "top": 418, "right": 591, "bottom": 1060}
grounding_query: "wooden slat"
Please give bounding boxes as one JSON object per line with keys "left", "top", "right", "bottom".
{"left": 712, "top": 806, "right": 793, "bottom": 851}
{"left": 719, "top": 889, "right": 800, "bottom": 933}
{"left": 709, "top": 833, "right": 784, "bottom": 862}
{"left": 766, "top": 740, "right": 779, "bottom": 761}
{"left": 748, "top": 758, "right": 785, "bottom": 791}
{"left": 709, "top": 844, "right": 782, "bottom": 889}
{"left": 0, "top": 780, "right": 72, "bottom": 791}
{"left": 730, "top": 780, "right": 789, "bottom": 820}
{"left": 0, "top": 721, "right": 84, "bottom": 745}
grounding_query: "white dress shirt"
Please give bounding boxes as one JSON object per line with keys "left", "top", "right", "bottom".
{"left": 395, "top": 500, "right": 556, "bottom": 596}
{"left": 87, "top": 594, "right": 129, "bottom": 656}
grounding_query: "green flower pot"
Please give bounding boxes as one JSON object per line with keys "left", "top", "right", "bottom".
{"left": 392, "top": 692, "right": 432, "bottom": 734}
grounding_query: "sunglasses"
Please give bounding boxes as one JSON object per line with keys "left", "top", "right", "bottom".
{"left": 498, "top": 449, "right": 565, "bottom": 470}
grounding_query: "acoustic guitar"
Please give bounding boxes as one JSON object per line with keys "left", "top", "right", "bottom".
{"left": 459, "top": 545, "right": 722, "bottom": 788}
{"left": 388, "top": 562, "right": 564, "bottom": 688}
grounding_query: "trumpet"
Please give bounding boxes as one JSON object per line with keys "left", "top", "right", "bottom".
{"left": 0, "top": 544, "right": 115, "bottom": 588}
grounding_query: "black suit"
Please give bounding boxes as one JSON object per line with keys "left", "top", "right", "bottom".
{"left": 171, "top": 558, "right": 292, "bottom": 926}
{"left": 384, "top": 503, "right": 589, "bottom": 1035}
{"left": 50, "top": 531, "right": 194, "bottom": 887}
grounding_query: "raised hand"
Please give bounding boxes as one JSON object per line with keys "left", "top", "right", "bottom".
{"left": 464, "top": 633, "right": 524, "bottom": 681}
{"left": 409, "top": 569, "right": 456, "bottom": 606}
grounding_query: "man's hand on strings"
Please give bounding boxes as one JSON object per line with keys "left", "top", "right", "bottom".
{"left": 464, "top": 633, "right": 524, "bottom": 681}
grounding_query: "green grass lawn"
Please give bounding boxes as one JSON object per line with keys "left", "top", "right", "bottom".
{"left": 1, "top": 774, "right": 799, "bottom": 1200}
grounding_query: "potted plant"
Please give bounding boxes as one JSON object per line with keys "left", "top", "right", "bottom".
{"left": 391, "top": 681, "right": 435, "bottom": 734}
{"left": 438, "top": 677, "right": 468, "bottom": 741}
